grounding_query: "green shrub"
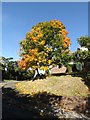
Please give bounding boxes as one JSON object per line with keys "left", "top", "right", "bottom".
{"left": 87, "top": 71, "right": 90, "bottom": 80}
{"left": 66, "top": 65, "right": 72, "bottom": 73}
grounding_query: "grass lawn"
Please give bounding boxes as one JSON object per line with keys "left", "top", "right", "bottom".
{"left": 15, "top": 75, "right": 89, "bottom": 97}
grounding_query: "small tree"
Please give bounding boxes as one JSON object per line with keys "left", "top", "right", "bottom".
{"left": 74, "top": 36, "right": 90, "bottom": 79}
{"left": 77, "top": 36, "right": 90, "bottom": 50}
{"left": 18, "top": 20, "right": 71, "bottom": 75}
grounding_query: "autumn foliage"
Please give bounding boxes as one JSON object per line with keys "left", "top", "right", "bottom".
{"left": 18, "top": 20, "right": 71, "bottom": 71}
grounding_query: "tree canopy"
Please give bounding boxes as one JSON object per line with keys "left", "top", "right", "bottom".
{"left": 18, "top": 20, "right": 71, "bottom": 71}
{"left": 74, "top": 36, "right": 90, "bottom": 62}
{"left": 73, "top": 36, "right": 90, "bottom": 79}
{"left": 78, "top": 36, "right": 90, "bottom": 50}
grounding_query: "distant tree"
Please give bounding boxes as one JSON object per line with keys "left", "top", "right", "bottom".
{"left": 74, "top": 36, "right": 90, "bottom": 62}
{"left": 0, "top": 57, "right": 13, "bottom": 79}
{"left": 73, "top": 36, "right": 90, "bottom": 79}
{"left": 0, "top": 56, "right": 35, "bottom": 80}
{"left": 77, "top": 36, "right": 90, "bottom": 50}
{"left": 18, "top": 20, "right": 71, "bottom": 75}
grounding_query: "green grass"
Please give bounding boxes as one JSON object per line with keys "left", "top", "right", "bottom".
{"left": 15, "top": 75, "right": 89, "bottom": 97}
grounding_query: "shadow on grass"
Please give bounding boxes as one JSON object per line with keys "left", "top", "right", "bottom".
{"left": 50, "top": 73, "right": 68, "bottom": 77}
{"left": 2, "top": 87, "right": 62, "bottom": 120}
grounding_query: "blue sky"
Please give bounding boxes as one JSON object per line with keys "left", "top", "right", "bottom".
{"left": 2, "top": 2, "right": 88, "bottom": 60}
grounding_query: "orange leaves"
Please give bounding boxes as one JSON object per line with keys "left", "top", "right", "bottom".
{"left": 32, "top": 27, "right": 41, "bottom": 33}
{"left": 23, "top": 54, "right": 30, "bottom": 59}
{"left": 30, "top": 33, "right": 43, "bottom": 42}
{"left": 29, "top": 48, "right": 38, "bottom": 55}
{"left": 18, "top": 54, "right": 31, "bottom": 69}
{"left": 63, "top": 37, "right": 71, "bottom": 48}
{"left": 61, "top": 29, "right": 68, "bottom": 37}
{"left": 50, "top": 19, "right": 63, "bottom": 28}
{"left": 63, "top": 43, "right": 68, "bottom": 48}
{"left": 26, "top": 30, "right": 41, "bottom": 44}
{"left": 64, "top": 37, "right": 70, "bottom": 43}
{"left": 31, "top": 36, "right": 38, "bottom": 42}
{"left": 18, "top": 54, "right": 36, "bottom": 69}
{"left": 18, "top": 61, "right": 27, "bottom": 70}
{"left": 49, "top": 20, "right": 71, "bottom": 48}
{"left": 26, "top": 32, "right": 32, "bottom": 39}
{"left": 19, "top": 19, "right": 71, "bottom": 71}
{"left": 26, "top": 27, "right": 43, "bottom": 43}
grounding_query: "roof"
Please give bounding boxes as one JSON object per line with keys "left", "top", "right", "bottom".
{"left": 51, "top": 66, "right": 67, "bottom": 74}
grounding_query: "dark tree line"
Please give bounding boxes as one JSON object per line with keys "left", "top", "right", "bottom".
{"left": 0, "top": 57, "right": 35, "bottom": 81}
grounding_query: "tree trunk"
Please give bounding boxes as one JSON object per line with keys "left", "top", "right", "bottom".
{"left": 36, "top": 68, "right": 40, "bottom": 75}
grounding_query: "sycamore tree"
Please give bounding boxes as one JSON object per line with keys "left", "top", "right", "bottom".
{"left": 18, "top": 20, "right": 71, "bottom": 74}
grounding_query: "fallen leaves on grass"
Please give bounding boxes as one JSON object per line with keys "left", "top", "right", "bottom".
{"left": 15, "top": 75, "right": 89, "bottom": 97}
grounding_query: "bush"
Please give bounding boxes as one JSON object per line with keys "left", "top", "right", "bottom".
{"left": 66, "top": 65, "right": 72, "bottom": 74}
{"left": 87, "top": 71, "right": 90, "bottom": 80}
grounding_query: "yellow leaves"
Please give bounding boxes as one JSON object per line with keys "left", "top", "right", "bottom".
{"left": 16, "top": 81, "right": 40, "bottom": 96}
{"left": 63, "top": 43, "right": 68, "bottom": 48}
{"left": 23, "top": 54, "right": 30, "bottom": 59}
{"left": 22, "top": 55, "right": 31, "bottom": 64}
{"left": 40, "top": 66, "right": 48, "bottom": 71}
{"left": 29, "top": 31, "right": 44, "bottom": 45}
{"left": 58, "top": 28, "right": 71, "bottom": 48}
{"left": 31, "top": 27, "right": 43, "bottom": 42}
{"left": 32, "top": 27, "right": 41, "bottom": 33}
{"left": 48, "top": 60, "right": 52, "bottom": 65}
{"left": 16, "top": 83, "right": 21, "bottom": 87}
{"left": 16, "top": 80, "right": 47, "bottom": 96}
{"left": 26, "top": 32, "right": 32, "bottom": 39}
{"left": 37, "top": 33, "right": 43, "bottom": 38}
{"left": 25, "top": 57, "right": 30, "bottom": 62}
{"left": 63, "top": 37, "right": 71, "bottom": 47}
{"left": 31, "top": 36, "right": 38, "bottom": 42}
{"left": 36, "top": 27, "right": 41, "bottom": 31}
{"left": 22, "top": 89, "right": 30, "bottom": 94}
{"left": 32, "top": 65, "right": 38, "bottom": 69}
{"left": 38, "top": 60, "right": 42, "bottom": 63}
{"left": 49, "top": 20, "right": 71, "bottom": 49}
{"left": 29, "top": 56, "right": 35, "bottom": 61}
{"left": 46, "top": 47, "right": 52, "bottom": 52}
{"left": 16, "top": 82, "right": 30, "bottom": 95}
{"left": 37, "top": 54, "right": 47, "bottom": 63}
{"left": 50, "top": 19, "right": 63, "bottom": 28}
{"left": 15, "top": 76, "right": 89, "bottom": 97}
{"left": 19, "top": 19, "right": 71, "bottom": 71}
{"left": 29, "top": 48, "right": 38, "bottom": 55}
{"left": 39, "top": 40, "right": 45, "bottom": 45}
